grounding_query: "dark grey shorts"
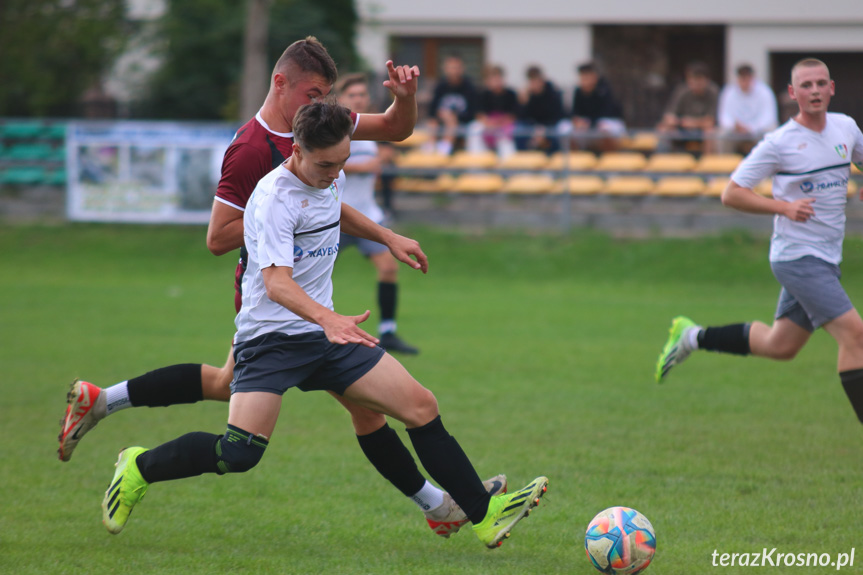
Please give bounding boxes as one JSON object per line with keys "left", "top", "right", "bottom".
{"left": 231, "top": 331, "right": 385, "bottom": 396}
{"left": 340, "top": 232, "right": 388, "bottom": 258}
{"left": 770, "top": 256, "right": 854, "bottom": 332}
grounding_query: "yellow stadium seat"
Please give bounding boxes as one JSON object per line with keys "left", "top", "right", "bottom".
{"left": 653, "top": 176, "right": 706, "bottom": 197}
{"left": 852, "top": 162, "right": 861, "bottom": 175}
{"left": 393, "top": 176, "right": 449, "bottom": 193}
{"left": 644, "top": 153, "right": 697, "bottom": 173}
{"left": 848, "top": 179, "right": 860, "bottom": 197}
{"left": 619, "top": 132, "right": 659, "bottom": 152}
{"left": 553, "top": 175, "right": 604, "bottom": 195}
{"left": 693, "top": 154, "right": 743, "bottom": 174}
{"left": 449, "top": 150, "right": 499, "bottom": 170}
{"left": 394, "top": 150, "right": 450, "bottom": 169}
{"left": 603, "top": 176, "right": 654, "bottom": 196}
{"left": 595, "top": 152, "right": 648, "bottom": 172}
{"left": 704, "top": 178, "right": 730, "bottom": 197}
{"left": 392, "top": 130, "right": 432, "bottom": 148}
{"left": 501, "top": 174, "right": 556, "bottom": 194}
{"left": 546, "top": 151, "right": 598, "bottom": 171}
{"left": 498, "top": 151, "right": 550, "bottom": 170}
{"left": 452, "top": 173, "right": 505, "bottom": 194}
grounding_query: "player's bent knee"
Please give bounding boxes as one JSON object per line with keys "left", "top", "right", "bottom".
{"left": 215, "top": 425, "right": 268, "bottom": 474}
{"left": 409, "top": 388, "right": 439, "bottom": 426}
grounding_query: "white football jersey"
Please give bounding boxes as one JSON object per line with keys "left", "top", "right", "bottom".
{"left": 235, "top": 165, "right": 345, "bottom": 343}
{"left": 732, "top": 112, "right": 863, "bottom": 264}
{"left": 343, "top": 139, "right": 384, "bottom": 224}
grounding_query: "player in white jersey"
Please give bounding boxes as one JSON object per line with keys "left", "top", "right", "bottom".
{"left": 656, "top": 58, "right": 863, "bottom": 425}
{"left": 100, "top": 102, "right": 549, "bottom": 548}
{"left": 336, "top": 73, "right": 420, "bottom": 355}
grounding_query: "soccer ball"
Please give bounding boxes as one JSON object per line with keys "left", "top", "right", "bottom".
{"left": 584, "top": 506, "right": 656, "bottom": 574}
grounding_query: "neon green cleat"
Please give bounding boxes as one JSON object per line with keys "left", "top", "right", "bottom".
{"left": 102, "top": 447, "right": 149, "bottom": 534}
{"left": 655, "top": 316, "right": 699, "bottom": 383}
{"left": 473, "top": 476, "right": 548, "bottom": 549}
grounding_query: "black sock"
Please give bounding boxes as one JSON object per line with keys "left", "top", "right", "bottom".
{"left": 840, "top": 369, "right": 863, "bottom": 424}
{"left": 406, "top": 416, "right": 490, "bottom": 524}
{"left": 357, "top": 423, "right": 426, "bottom": 497}
{"left": 697, "top": 323, "right": 751, "bottom": 355}
{"left": 378, "top": 282, "right": 397, "bottom": 328}
{"left": 136, "top": 432, "right": 221, "bottom": 483}
{"left": 127, "top": 363, "right": 204, "bottom": 407}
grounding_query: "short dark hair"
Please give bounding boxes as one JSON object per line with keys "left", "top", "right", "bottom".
{"left": 336, "top": 73, "right": 367, "bottom": 95}
{"left": 274, "top": 36, "right": 338, "bottom": 86}
{"left": 526, "top": 65, "right": 543, "bottom": 80}
{"left": 484, "top": 64, "right": 505, "bottom": 78}
{"left": 577, "top": 61, "right": 597, "bottom": 75}
{"left": 736, "top": 64, "right": 754, "bottom": 77}
{"left": 292, "top": 101, "right": 353, "bottom": 152}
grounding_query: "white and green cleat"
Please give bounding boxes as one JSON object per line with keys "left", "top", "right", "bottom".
{"left": 473, "top": 476, "right": 548, "bottom": 549}
{"left": 102, "top": 447, "right": 149, "bottom": 534}
{"left": 655, "top": 316, "right": 699, "bottom": 383}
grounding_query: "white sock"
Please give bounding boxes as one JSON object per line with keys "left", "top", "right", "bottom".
{"left": 379, "top": 320, "right": 397, "bottom": 335}
{"left": 409, "top": 480, "right": 445, "bottom": 512}
{"left": 104, "top": 381, "right": 132, "bottom": 415}
{"left": 686, "top": 327, "right": 701, "bottom": 350}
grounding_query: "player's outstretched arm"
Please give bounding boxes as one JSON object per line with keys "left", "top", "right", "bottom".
{"left": 722, "top": 180, "right": 815, "bottom": 222}
{"left": 262, "top": 265, "right": 378, "bottom": 347}
{"left": 340, "top": 203, "right": 428, "bottom": 273}
{"left": 352, "top": 60, "right": 420, "bottom": 143}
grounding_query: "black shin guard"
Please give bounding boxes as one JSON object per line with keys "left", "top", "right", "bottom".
{"left": 357, "top": 423, "right": 426, "bottom": 497}
{"left": 136, "top": 432, "right": 221, "bottom": 483}
{"left": 697, "top": 323, "right": 751, "bottom": 355}
{"left": 127, "top": 363, "right": 204, "bottom": 407}
{"left": 840, "top": 369, "right": 863, "bottom": 424}
{"left": 407, "top": 416, "right": 490, "bottom": 525}
{"left": 378, "top": 282, "right": 397, "bottom": 324}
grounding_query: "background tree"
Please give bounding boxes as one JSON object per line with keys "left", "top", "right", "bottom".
{"left": 0, "top": 0, "right": 128, "bottom": 117}
{"left": 135, "top": 0, "right": 359, "bottom": 121}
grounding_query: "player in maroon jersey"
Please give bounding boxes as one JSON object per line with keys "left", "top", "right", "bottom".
{"left": 60, "top": 37, "right": 505, "bottom": 537}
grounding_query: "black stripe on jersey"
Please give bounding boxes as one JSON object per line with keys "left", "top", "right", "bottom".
{"left": 776, "top": 162, "right": 850, "bottom": 176}
{"left": 295, "top": 220, "right": 340, "bottom": 237}
{"left": 266, "top": 135, "right": 286, "bottom": 169}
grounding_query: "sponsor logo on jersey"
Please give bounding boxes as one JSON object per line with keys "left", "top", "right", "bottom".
{"left": 306, "top": 243, "right": 340, "bottom": 258}
{"left": 800, "top": 178, "right": 848, "bottom": 193}
{"left": 301, "top": 199, "right": 309, "bottom": 208}
{"left": 329, "top": 181, "right": 339, "bottom": 200}
{"left": 295, "top": 242, "right": 340, "bottom": 261}
{"left": 835, "top": 144, "right": 848, "bottom": 159}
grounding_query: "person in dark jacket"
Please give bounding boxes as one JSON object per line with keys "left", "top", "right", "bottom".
{"left": 516, "top": 65, "right": 565, "bottom": 153}
{"left": 427, "top": 54, "right": 479, "bottom": 155}
{"left": 571, "top": 61, "right": 626, "bottom": 151}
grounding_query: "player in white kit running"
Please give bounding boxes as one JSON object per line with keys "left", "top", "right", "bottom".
{"left": 337, "top": 73, "right": 420, "bottom": 355}
{"left": 656, "top": 58, "right": 863, "bottom": 425}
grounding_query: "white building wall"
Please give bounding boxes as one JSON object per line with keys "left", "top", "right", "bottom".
{"left": 357, "top": 0, "right": 863, "bottom": 90}
{"left": 727, "top": 24, "right": 863, "bottom": 84}
{"left": 485, "top": 25, "right": 591, "bottom": 91}
{"left": 357, "top": 0, "right": 863, "bottom": 24}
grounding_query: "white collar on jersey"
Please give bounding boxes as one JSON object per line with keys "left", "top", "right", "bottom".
{"left": 255, "top": 110, "right": 293, "bottom": 138}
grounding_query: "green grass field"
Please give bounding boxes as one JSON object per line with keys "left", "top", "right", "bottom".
{"left": 2, "top": 223, "right": 862, "bottom": 574}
